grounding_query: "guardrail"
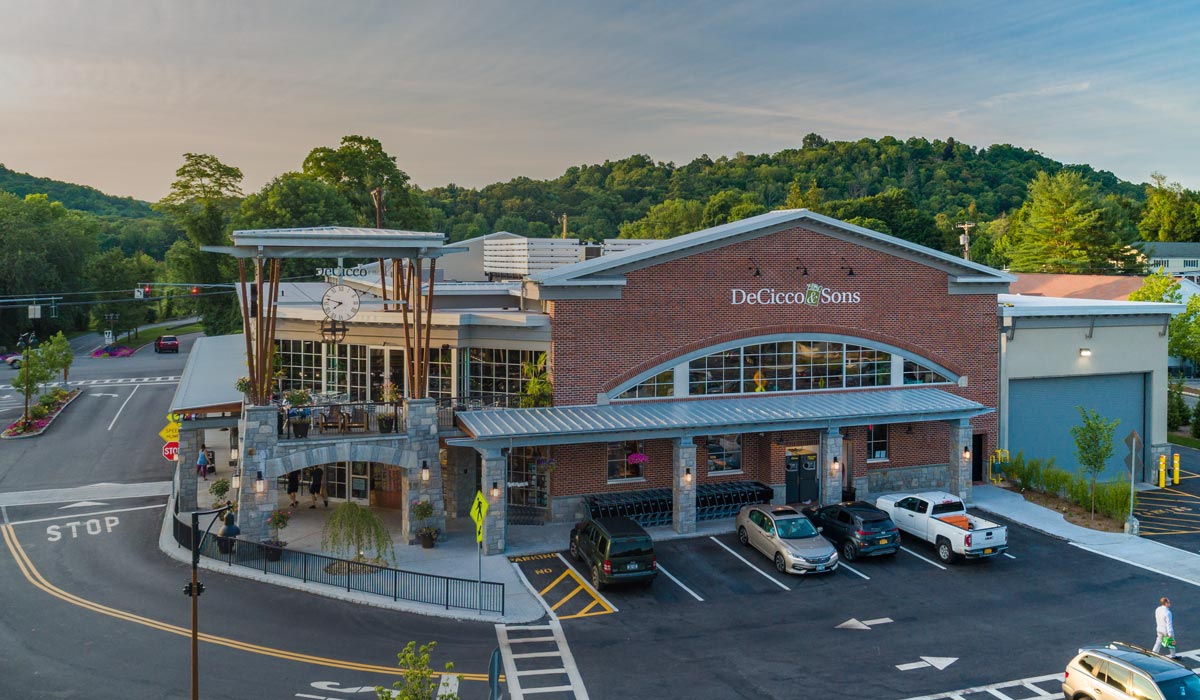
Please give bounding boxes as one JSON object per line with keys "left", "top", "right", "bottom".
{"left": 277, "top": 401, "right": 406, "bottom": 439}
{"left": 172, "top": 515, "right": 504, "bottom": 614}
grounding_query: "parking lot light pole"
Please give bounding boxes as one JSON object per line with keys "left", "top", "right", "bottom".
{"left": 186, "top": 505, "right": 231, "bottom": 700}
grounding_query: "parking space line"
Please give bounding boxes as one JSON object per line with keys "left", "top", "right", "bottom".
{"left": 549, "top": 584, "right": 586, "bottom": 612}
{"left": 900, "top": 546, "right": 948, "bottom": 570}
{"left": 838, "top": 562, "right": 869, "bottom": 580}
{"left": 1003, "top": 553, "right": 1016, "bottom": 560}
{"left": 656, "top": 563, "right": 704, "bottom": 601}
{"left": 555, "top": 553, "right": 619, "bottom": 614}
{"left": 577, "top": 599, "right": 601, "bottom": 615}
{"left": 539, "top": 570, "right": 572, "bottom": 596}
{"left": 708, "top": 536, "right": 791, "bottom": 591}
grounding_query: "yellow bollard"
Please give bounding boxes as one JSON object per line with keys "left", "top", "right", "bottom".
{"left": 1175, "top": 453, "right": 1181, "bottom": 485}
{"left": 1159, "top": 454, "right": 1167, "bottom": 488}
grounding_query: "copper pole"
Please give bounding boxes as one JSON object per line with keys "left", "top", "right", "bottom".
{"left": 237, "top": 260, "right": 255, "bottom": 403}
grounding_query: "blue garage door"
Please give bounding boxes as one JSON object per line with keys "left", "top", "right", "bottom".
{"left": 1009, "top": 373, "right": 1146, "bottom": 481}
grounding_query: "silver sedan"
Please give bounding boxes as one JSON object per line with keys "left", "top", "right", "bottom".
{"left": 736, "top": 504, "right": 839, "bottom": 574}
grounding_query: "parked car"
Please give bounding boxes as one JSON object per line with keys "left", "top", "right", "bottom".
{"left": 802, "top": 501, "right": 901, "bottom": 561}
{"left": 568, "top": 516, "right": 657, "bottom": 590}
{"left": 1063, "top": 641, "right": 1200, "bottom": 700}
{"left": 875, "top": 491, "right": 1008, "bottom": 563}
{"left": 154, "top": 335, "right": 180, "bottom": 353}
{"left": 2, "top": 353, "right": 20, "bottom": 368}
{"left": 736, "top": 504, "right": 838, "bottom": 575}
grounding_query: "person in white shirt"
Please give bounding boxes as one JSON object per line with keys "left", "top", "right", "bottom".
{"left": 1154, "top": 597, "right": 1175, "bottom": 657}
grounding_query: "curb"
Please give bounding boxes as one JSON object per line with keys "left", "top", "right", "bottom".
{"left": 0, "top": 388, "right": 83, "bottom": 440}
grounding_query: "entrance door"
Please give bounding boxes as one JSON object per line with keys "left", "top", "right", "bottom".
{"left": 785, "top": 447, "right": 819, "bottom": 504}
{"left": 369, "top": 348, "right": 406, "bottom": 401}
{"left": 349, "top": 461, "right": 371, "bottom": 504}
{"left": 971, "top": 434, "right": 985, "bottom": 482}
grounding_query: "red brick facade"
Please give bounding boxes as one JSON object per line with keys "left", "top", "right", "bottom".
{"left": 544, "top": 225, "right": 999, "bottom": 498}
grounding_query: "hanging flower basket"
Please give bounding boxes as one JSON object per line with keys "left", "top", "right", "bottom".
{"left": 627, "top": 452, "right": 649, "bottom": 465}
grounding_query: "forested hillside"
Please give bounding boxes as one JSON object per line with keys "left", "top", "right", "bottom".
{"left": 0, "top": 164, "right": 154, "bottom": 218}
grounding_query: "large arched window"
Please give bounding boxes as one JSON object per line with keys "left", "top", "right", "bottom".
{"left": 614, "top": 336, "right": 953, "bottom": 400}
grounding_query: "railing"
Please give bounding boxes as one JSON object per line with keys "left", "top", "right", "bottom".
{"left": 172, "top": 516, "right": 504, "bottom": 614}
{"left": 277, "top": 401, "right": 407, "bottom": 440}
{"left": 435, "top": 395, "right": 525, "bottom": 429}
{"left": 583, "top": 480, "right": 774, "bottom": 527}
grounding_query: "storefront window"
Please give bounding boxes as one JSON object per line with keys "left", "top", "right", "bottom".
{"left": 743, "top": 342, "right": 794, "bottom": 392}
{"left": 608, "top": 440, "right": 646, "bottom": 481}
{"left": 463, "top": 347, "right": 539, "bottom": 404}
{"left": 325, "top": 344, "right": 368, "bottom": 401}
{"left": 903, "top": 359, "right": 951, "bottom": 384}
{"left": 845, "top": 346, "right": 891, "bottom": 387}
{"left": 617, "top": 369, "right": 674, "bottom": 399}
{"left": 428, "top": 346, "right": 454, "bottom": 399}
{"left": 867, "top": 425, "right": 889, "bottom": 461}
{"left": 704, "top": 434, "right": 742, "bottom": 472}
{"left": 688, "top": 348, "right": 741, "bottom": 395}
{"left": 277, "top": 339, "right": 322, "bottom": 394}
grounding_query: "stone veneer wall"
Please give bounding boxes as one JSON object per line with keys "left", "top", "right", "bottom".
{"left": 867, "top": 463, "right": 951, "bottom": 495}
{"left": 443, "top": 447, "right": 478, "bottom": 519}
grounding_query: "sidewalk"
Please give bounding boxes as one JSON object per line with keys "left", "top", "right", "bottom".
{"left": 972, "top": 485, "right": 1200, "bottom": 586}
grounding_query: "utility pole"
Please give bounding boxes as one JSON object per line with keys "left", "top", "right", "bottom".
{"left": 956, "top": 222, "right": 976, "bottom": 261}
{"left": 559, "top": 213, "right": 568, "bottom": 239}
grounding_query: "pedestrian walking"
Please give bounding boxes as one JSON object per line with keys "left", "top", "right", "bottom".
{"left": 308, "top": 466, "right": 323, "bottom": 509}
{"left": 286, "top": 471, "right": 300, "bottom": 507}
{"left": 1154, "top": 596, "right": 1176, "bottom": 657}
{"left": 196, "top": 445, "right": 208, "bottom": 481}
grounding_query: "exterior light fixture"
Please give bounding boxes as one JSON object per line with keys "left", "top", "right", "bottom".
{"left": 490, "top": 481, "right": 500, "bottom": 499}
{"left": 254, "top": 471, "right": 265, "bottom": 494}
{"left": 420, "top": 460, "right": 430, "bottom": 482}
{"left": 1079, "top": 348, "right": 1092, "bottom": 357}
{"left": 231, "top": 469, "right": 241, "bottom": 490}
{"left": 832, "top": 456, "right": 840, "bottom": 471}
{"left": 684, "top": 467, "right": 693, "bottom": 484}
{"left": 319, "top": 319, "right": 348, "bottom": 344}
{"left": 963, "top": 447, "right": 971, "bottom": 462}
{"left": 229, "top": 447, "right": 239, "bottom": 463}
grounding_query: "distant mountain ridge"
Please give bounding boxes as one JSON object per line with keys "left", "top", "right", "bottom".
{"left": 0, "top": 163, "right": 154, "bottom": 218}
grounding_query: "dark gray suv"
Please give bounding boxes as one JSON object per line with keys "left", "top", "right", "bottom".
{"left": 568, "top": 516, "right": 657, "bottom": 590}
{"left": 1063, "top": 642, "right": 1200, "bottom": 699}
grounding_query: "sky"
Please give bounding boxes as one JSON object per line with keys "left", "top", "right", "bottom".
{"left": 1, "top": 1, "right": 1198, "bottom": 202}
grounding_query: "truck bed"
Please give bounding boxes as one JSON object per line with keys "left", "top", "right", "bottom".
{"left": 937, "top": 514, "right": 971, "bottom": 530}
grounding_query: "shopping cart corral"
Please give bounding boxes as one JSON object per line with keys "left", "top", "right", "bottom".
{"left": 582, "top": 481, "right": 773, "bottom": 528}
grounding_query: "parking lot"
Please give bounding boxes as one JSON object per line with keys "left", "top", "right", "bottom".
{"left": 514, "top": 515, "right": 1194, "bottom": 700}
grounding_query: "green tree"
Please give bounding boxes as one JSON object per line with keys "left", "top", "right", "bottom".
{"left": 10, "top": 345, "right": 54, "bottom": 421}
{"left": 154, "top": 154, "right": 244, "bottom": 335}
{"left": 701, "top": 190, "right": 766, "bottom": 227}
{"left": 303, "top": 135, "right": 430, "bottom": 230}
{"left": 86, "top": 249, "right": 159, "bottom": 333}
{"left": 1128, "top": 269, "right": 1200, "bottom": 367}
{"left": 617, "top": 199, "right": 703, "bottom": 239}
{"left": 234, "top": 173, "right": 358, "bottom": 277}
{"left": 520, "top": 352, "right": 553, "bottom": 407}
{"left": 376, "top": 640, "right": 459, "bottom": 700}
{"left": 40, "top": 331, "right": 74, "bottom": 384}
{"left": 1167, "top": 376, "right": 1189, "bottom": 432}
{"left": 1007, "top": 171, "right": 1140, "bottom": 273}
{"left": 1069, "top": 406, "right": 1120, "bottom": 519}
{"left": 1191, "top": 401, "right": 1200, "bottom": 439}
{"left": 1139, "top": 173, "right": 1200, "bottom": 242}
{"left": 321, "top": 502, "right": 395, "bottom": 564}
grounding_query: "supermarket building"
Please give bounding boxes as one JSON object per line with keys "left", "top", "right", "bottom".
{"left": 175, "top": 209, "right": 1179, "bottom": 553}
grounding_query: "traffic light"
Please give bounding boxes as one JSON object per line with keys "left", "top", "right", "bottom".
{"left": 190, "top": 286, "right": 199, "bottom": 296}
{"left": 143, "top": 285, "right": 152, "bottom": 296}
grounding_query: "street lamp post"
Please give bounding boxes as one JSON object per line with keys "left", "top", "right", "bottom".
{"left": 186, "top": 504, "right": 232, "bottom": 700}
{"left": 16, "top": 331, "right": 38, "bottom": 423}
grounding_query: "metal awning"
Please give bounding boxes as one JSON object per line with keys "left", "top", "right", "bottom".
{"left": 452, "top": 388, "right": 992, "bottom": 448}
{"left": 169, "top": 334, "right": 247, "bottom": 414}
{"left": 201, "top": 226, "right": 461, "bottom": 259}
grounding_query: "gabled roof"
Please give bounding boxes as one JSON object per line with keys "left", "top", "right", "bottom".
{"left": 170, "top": 334, "right": 246, "bottom": 414}
{"left": 1137, "top": 241, "right": 1200, "bottom": 258}
{"left": 527, "top": 209, "right": 1015, "bottom": 292}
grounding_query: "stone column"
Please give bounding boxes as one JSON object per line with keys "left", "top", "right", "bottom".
{"left": 239, "top": 404, "right": 281, "bottom": 542}
{"left": 821, "top": 428, "right": 843, "bottom": 506}
{"left": 948, "top": 419, "right": 973, "bottom": 501}
{"left": 405, "top": 399, "right": 445, "bottom": 543}
{"left": 177, "top": 427, "right": 202, "bottom": 511}
{"left": 480, "top": 447, "right": 507, "bottom": 555}
{"left": 672, "top": 437, "right": 697, "bottom": 534}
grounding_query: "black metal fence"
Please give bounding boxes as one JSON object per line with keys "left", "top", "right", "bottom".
{"left": 435, "top": 396, "right": 524, "bottom": 429}
{"left": 172, "top": 516, "right": 504, "bottom": 615}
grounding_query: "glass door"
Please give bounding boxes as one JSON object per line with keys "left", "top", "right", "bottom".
{"left": 507, "top": 446, "right": 550, "bottom": 524}
{"left": 349, "top": 461, "right": 371, "bottom": 504}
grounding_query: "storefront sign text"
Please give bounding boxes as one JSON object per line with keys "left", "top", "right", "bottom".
{"left": 731, "top": 283, "right": 861, "bottom": 306}
{"left": 315, "top": 267, "right": 370, "bottom": 278}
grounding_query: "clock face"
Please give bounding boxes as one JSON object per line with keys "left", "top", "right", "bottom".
{"left": 321, "top": 285, "right": 360, "bottom": 321}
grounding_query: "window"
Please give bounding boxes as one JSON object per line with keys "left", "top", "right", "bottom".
{"left": 796, "top": 341, "right": 843, "bottom": 390}
{"left": 617, "top": 369, "right": 674, "bottom": 399}
{"left": 867, "top": 424, "right": 889, "bottom": 461}
{"left": 743, "top": 342, "right": 793, "bottom": 392}
{"left": 607, "top": 440, "right": 646, "bottom": 481}
{"left": 1101, "top": 662, "right": 1131, "bottom": 694}
{"left": 277, "top": 339, "right": 323, "bottom": 394}
{"left": 325, "top": 344, "right": 367, "bottom": 400}
{"left": 1128, "top": 673, "right": 1158, "bottom": 700}
{"left": 705, "top": 434, "right": 742, "bottom": 472}
{"left": 689, "top": 348, "right": 740, "bottom": 395}
{"left": 463, "top": 348, "right": 540, "bottom": 403}
{"left": 845, "top": 346, "right": 890, "bottom": 387}
{"left": 427, "top": 346, "right": 454, "bottom": 399}
{"left": 903, "top": 359, "right": 951, "bottom": 385}
{"left": 1185, "top": 260, "right": 1199, "bottom": 268}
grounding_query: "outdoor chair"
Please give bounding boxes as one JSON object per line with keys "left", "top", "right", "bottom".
{"left": 344, "top": 406, "right": 368, "bottom": 432}
{"left": 318, "top": 406, "right": 344, "bottom": 433}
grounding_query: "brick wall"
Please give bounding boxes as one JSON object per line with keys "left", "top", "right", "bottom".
{"left": 543, "top": 225, "right": 999, "bottom": 499}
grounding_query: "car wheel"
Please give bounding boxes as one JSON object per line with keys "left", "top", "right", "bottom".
{"left": 737, "top": 526, "right": 749, "bottom": 546}
{"left": 774, "top": 553, "right": 787, "bottom": 573}
{"left": 569, "top": 538, "right": 580, "bottom": 560}
{"left": 936, "top": 539, "right": 957, "bottom": 564}
{"left": 841, "top": 541, "right": 857, "bottom": 561}
{"left": 10, "top": 359, "right": 19, "bottom": 368}
{"left": 591, "top": 566, "right": 606, "bottom": 591}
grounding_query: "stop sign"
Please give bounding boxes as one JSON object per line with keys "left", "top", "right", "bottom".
{"left": 162, "top": 441, "right": 180, "bottom": 461}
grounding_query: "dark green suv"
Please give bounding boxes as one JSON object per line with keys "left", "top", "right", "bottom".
{"left": 569, "top": 516, "right": 657, "bottom": 590}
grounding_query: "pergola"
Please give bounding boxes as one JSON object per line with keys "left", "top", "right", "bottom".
{"left": 202, "top": 226, "right": 459, "bottom": 405}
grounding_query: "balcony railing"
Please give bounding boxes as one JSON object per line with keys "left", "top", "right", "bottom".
{"left": 435, "top": 395, "right": 525, "bottom": 429}
{"left": 278, "top": 401, "right": 406, "bottom": 440}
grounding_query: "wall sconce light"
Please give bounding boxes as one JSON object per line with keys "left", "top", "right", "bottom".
{"left": 749, "top": 265, "right": 762, "bottom": 277}
{"left": 229, "top": 447, "right": 239, "bottom": 463}
{"left": 962, "top": 447, "right": 971, "bottom": 462}
{"left": 1079, "top": 348, "right": 1092, "bottom": 357}
{"left": 231, "top": 469, "right": 241, "bottom": 490}
{"left": 684, "top": 467, "right": 693, "bottom": 484}
{"left": 832, "top": 456, "right": 840, "bottom": 471}
{"left": 420, "top": 460, "right": 430, "bottom": 482}
{"left": 840, "top": 257, "right": 855, "bottom": 277}
{"left": 254, "top": 471, "right": 265, "bottom": 494}
{"left": 490, "top": 481, "right": 500, "bottom": 499}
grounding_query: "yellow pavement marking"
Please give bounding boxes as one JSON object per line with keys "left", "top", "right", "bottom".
{"left": 577, "top": 599, "right": 601, "bottom": 615}
{"left": 550, "top": 584, "right": 586, "bottom": 611}
{"left": 0, "top": 524, "right": 488, "bottom": 681}
{"left": 539, "top": 569, "right": 572, "bottom": 596}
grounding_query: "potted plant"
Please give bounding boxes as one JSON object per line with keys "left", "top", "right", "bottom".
{"left": 263, "top": 508, "right": 291, "bottom": 561}
{"left": 412, "top": 500, "right": 439, "bottom": 548}
{"left": 378, "top": 382, "right": 400, "bottom": 433}
{"left": 234, "top": 376, "right": 252, "bottom": 395}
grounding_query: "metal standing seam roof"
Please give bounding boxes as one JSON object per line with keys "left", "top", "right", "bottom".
{"left": 454, "top": 388, "right": 991, "bottom": 446}
{"left": 169, "top": 334, "right": 247, "bottom": 414}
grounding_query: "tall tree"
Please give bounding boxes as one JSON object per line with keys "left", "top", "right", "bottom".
{"left": 1006, "top": 171, "right": 1140, "bottom": 273}
{"left": 1128, "top": 269, "right": 1200, "bottom": 366}
{"left": 235, "top": 173, "right": 357, "bottom": 278}
{"left": 617, "top": 199, "right": 703, "bottom": 239}
{"left": 86, "top": 249, "right": 159, "bottom": 333}
{"left": 39, "top": 331, "right": 74, "bottom": 384}
{"left": 1069, "top": 406, "right": 1119, "bottom": 520}
{"left": 1139, "top": 172, "right": 1200, "bottom": 242}
{"left": 701, "top": 190, "right": 766, "bottom": 227}
{"left": 302, "top": 135, "right": 430, "bottom": 230}
{"left": 154, "top": 154, "right": 244, "bottom": 335}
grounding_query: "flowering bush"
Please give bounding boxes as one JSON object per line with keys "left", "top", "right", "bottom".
{"left": 2, "top": 389, "right": 77, "bottom": 437}
{"left": 234, "top": 376, "right": 253, "bottom": 393}
{"left": 381, "top": 382, "right": 400, "bottom": 403}
{"left": 284, "top": 388, "right": 312, "bottom": 406}
{"left": 626, "top": 452, "right": 649, "bottom": 465}
{"left": 268, "top": 509, "right": 292, "bottom": 531}
{"left": 91, "top": 345, "right": 134, "bottom": 358}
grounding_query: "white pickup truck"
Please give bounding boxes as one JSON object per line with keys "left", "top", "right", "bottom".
{"left": 875, "top": 491, "right": 1008, "bottom": 564}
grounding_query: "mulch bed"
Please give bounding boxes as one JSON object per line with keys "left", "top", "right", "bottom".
{"left": 2, "top": 388, "right": 81, "bottom": 438}
{"left": 998, "top": 484, "right": 1125, "bottom": 532}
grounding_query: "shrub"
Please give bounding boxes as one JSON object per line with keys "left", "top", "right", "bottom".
{"left": 1008, "top": 452, "right": 1029, "bottom": 488}
{"left": 1042, "top": 465, "right": 1072, "bottom": 498}
{"left": 29, "top": 404, "right": 49, "bottom": 420}
{"left": 1095, "top": 480, "right": 1133, "bottom": 520}
{"left": 1191, "top": 402, "right": 1200, "bottom": 439}
{"left": 1168, "top": 377, "right": 1189, "bottom": 431}
{"left": 39, "top": 393, "right": 58, "bottom": 408}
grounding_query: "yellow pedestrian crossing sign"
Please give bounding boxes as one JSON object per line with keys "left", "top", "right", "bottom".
{"left": 158, "top": 421, "right": 180, "bottom": 443}
{"left": 470, "top": 490, "right": 489, "bottom": 543}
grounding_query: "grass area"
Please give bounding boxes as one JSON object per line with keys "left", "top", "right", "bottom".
{"left": 164, "top": 321, "right": 205, "bottom": 336}
{"left": 1001, "top": 485, "right": 1126, "bottom": 532}
{"left": 1168, "top": 433, "right": 1200, "bottom": 450}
